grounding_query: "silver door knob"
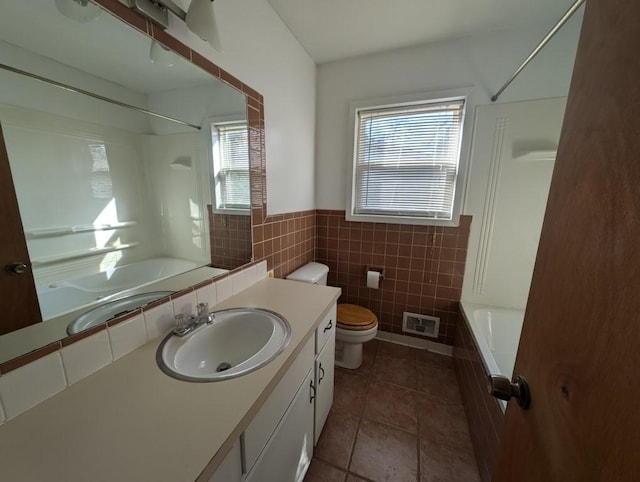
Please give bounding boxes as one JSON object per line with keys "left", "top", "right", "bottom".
{"left": 6, "top": 262, "right": 28, "bottom": 275}
{"left": 487, "top": 374, "right": 531, "bottom": 409}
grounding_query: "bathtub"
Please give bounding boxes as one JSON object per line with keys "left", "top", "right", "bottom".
{"left": 37, "top": 257, "right": 202, "bottom": 320}
{"left": 454, "top": 302, "right": 524, "bottom": 481}
{"left": 460, "top": 302, "right": 525, "bottom": 380}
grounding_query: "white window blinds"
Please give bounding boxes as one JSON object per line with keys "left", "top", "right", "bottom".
{"left": 353, "top": 99, "right": 464, "bottom": 220}
{"left": 214, "top": 123, "right": 250, "bottom": 211}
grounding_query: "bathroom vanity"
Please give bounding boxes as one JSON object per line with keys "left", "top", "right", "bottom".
{"left": 0, "top": 278, "right": 340, "bottom": 481}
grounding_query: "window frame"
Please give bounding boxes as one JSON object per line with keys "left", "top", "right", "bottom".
{"left": 346, "top": 88, "right": 474, "bottom": 226}
{"left": 209, "top": 118, "right": 251, "bottom": 216}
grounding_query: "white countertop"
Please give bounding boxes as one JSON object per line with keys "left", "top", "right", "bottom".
{"left": 0, "top": 278, "right": 341, "bottom": 482}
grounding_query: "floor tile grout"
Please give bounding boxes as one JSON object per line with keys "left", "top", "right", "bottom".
{"left": 344, "top": 338, "right": 379, "bottom": 480}
{"left": 307, "top": 339, "right": 480, "bottom": 482}
{"left": 338, "top": 362, "right": 464, "bottom": 409}
{"left": 415, "top": 367, "right": 422, "bottom": 482}
{"left": 344, "top": 375, "right": 370, "bottom": 478}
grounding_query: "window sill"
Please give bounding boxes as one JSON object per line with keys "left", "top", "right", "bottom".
{"left": 213, "top": 208, "right": 251, "bottom": 216}
{"left": 345, "top": 212, "right": 460, "bottom": 227}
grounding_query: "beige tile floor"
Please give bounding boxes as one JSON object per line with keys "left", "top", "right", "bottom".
{"left": 304, "top": 339, "right": 481, "bottom": 482}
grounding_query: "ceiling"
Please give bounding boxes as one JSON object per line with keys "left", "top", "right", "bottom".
{"left": 266, "top": 0, "right": 580, "bottom": 63}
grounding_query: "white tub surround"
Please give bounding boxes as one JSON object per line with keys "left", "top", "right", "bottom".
{"left": 460, "top": 301, "right": 525, "bottom": 379}
{"left": 38, "top": 257, "right": 205, "bottom": 320}
{"left": 461, "top": 98, "right": 565, "bottom": 310}
{"left": 0, "top": 278, "right": 341, "bottom": 482}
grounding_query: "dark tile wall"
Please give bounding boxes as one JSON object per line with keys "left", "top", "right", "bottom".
{"left": 207, "top": 208, "right": 252, "bottom": 270}
{"left": 315, "top": 210, "right": 471, "bottom": 345}
{"left": 252, "top": 209, "right": 316, "bottom": 279}
{"left": 454, "top": 310, "right": 504, "bottom": 482}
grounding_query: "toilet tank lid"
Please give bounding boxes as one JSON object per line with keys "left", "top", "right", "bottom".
{"left": 286, "top": 262, "right": 329, "bottom": 283}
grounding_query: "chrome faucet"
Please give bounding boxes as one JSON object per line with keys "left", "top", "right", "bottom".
{"left": 173, "top": 302, "right": 215, "bottom": 337}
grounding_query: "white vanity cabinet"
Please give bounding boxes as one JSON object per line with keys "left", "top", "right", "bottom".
{"left": 313, "top": 303, "right": 336, "bottom": 444}
{"left": 208, "top": 441, "right": 243, "bottom": 482}
{"left": 208, "top": 303, "right": 337, "bottom": 482}
{"left": 314, "top": 333, "right": 335, "bottom": 444}
{"left": 243, "top": 337, "right": 315, "bottom": 474}
{"left": 245, "top": 368, "right": 315, "bottom": 482}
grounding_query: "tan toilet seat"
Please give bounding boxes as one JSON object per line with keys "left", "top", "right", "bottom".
{"left": 337, "top": 304, "right": 378, "bottom": 331}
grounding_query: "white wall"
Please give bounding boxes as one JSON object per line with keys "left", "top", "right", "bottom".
{"left": 156, "top": 0, "right": 317, "bottom": 215}
{"left": 315, "top": 17, "right": 582, "bottom": 210}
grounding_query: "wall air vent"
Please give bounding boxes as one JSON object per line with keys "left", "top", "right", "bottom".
{"left": 402, "top": 312, "right": 440, "bottom": 338}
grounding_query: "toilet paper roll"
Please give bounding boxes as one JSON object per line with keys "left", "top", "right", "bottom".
{"left": 366, "top": 270, "right": 381, "bottom": 289}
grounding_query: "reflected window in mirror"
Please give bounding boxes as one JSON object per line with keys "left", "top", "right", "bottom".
{"left": 211, "top": 122, "right": 250, "bottom": 215}
{"left": 208, "top": 121, "right": 252, "bottom": 271}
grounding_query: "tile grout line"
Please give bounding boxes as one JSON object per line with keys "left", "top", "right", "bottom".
{"left": 412, "top": 347, "right": 421, "bottom": 481}
{"left": 345, "top": 341, "right": 380, "bottom": 480}
{"left": 313, "top": 342, "right": 468, "bottom": 482}
{"left": 416, "top": 352, "right": 422, "bottom": 481}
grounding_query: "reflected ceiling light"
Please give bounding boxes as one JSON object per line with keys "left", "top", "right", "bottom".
{"left": 128, "top": 0, "right": 221, "bottom": 51}
{"left": 55, "top": 0, "right": 101, "bottom": 23}
{"left": 150, "top": 40, "right": 178, "bottom": 67}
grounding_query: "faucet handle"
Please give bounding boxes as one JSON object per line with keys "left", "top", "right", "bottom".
{"left": 196, "top": 302, "right": 209, "bottom": 316}
{"left": 174, "top": 313, "right": 188, "bottom": 329}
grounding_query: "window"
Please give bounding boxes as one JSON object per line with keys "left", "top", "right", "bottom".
{"left": 211, "top": 122, "right": 250, "bottom": 214}
{"left": 349, "top": 96, "right": 466, "bottom": 224}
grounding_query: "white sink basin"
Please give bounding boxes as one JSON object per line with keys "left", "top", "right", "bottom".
{"left": 67, "top": 291, "right": 174, "bottom": 335}
{"left": 157, "top": 308, "right": 291, "bottom": 382}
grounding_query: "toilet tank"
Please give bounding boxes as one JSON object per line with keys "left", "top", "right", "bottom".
{"left": 286, "top": 262, "right": 329, "bottom": 286}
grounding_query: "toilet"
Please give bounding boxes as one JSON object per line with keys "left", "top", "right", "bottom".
{"left": 287, "top": 262, "right": 378, "bottom": 369}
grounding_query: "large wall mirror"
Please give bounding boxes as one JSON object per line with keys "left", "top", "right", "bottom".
{"left": 0, "top": 0, "right": 257, "bottom": 364}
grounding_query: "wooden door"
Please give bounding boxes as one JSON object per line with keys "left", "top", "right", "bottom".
{"left": 0, "top": 124, "right": 42, "bottom": 335}
{"left": 494, "top": 1, "right": 640, "bottom": 480}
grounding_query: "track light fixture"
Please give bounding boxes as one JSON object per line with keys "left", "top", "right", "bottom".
{"left": 127, "top": 0, "right": 220, "bottom": 51}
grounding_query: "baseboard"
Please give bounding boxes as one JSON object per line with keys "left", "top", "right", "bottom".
{"left": 375, "top": 330, "right": 454, "bottom": 357}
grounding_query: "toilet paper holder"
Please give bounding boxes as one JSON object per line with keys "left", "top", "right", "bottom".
{"left": 365, "top": 266, "right": 385, "bottom": 281}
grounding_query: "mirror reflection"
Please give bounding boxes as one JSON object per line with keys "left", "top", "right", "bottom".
{"left": 0, "top": 0, "right": 252, "bottom": 357}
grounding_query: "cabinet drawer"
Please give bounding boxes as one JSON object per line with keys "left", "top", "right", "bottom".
{"left": 315, "top": 303, "right": 336, "bottom": 354}
{"left": 243, "top": 336, "right": 314, "bottom": 473}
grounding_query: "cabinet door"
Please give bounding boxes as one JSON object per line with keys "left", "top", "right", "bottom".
{"left": 243, "top": 337, "right": 314, "bottom": 473}
{"left": 207, "top": 440, "right": 242, "bottom": 482}
{"left": 245, "top": 368, "right": 315, "bottom": 482}
{"left": 314, "top": 332, "right": 335, "bottom": 445}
